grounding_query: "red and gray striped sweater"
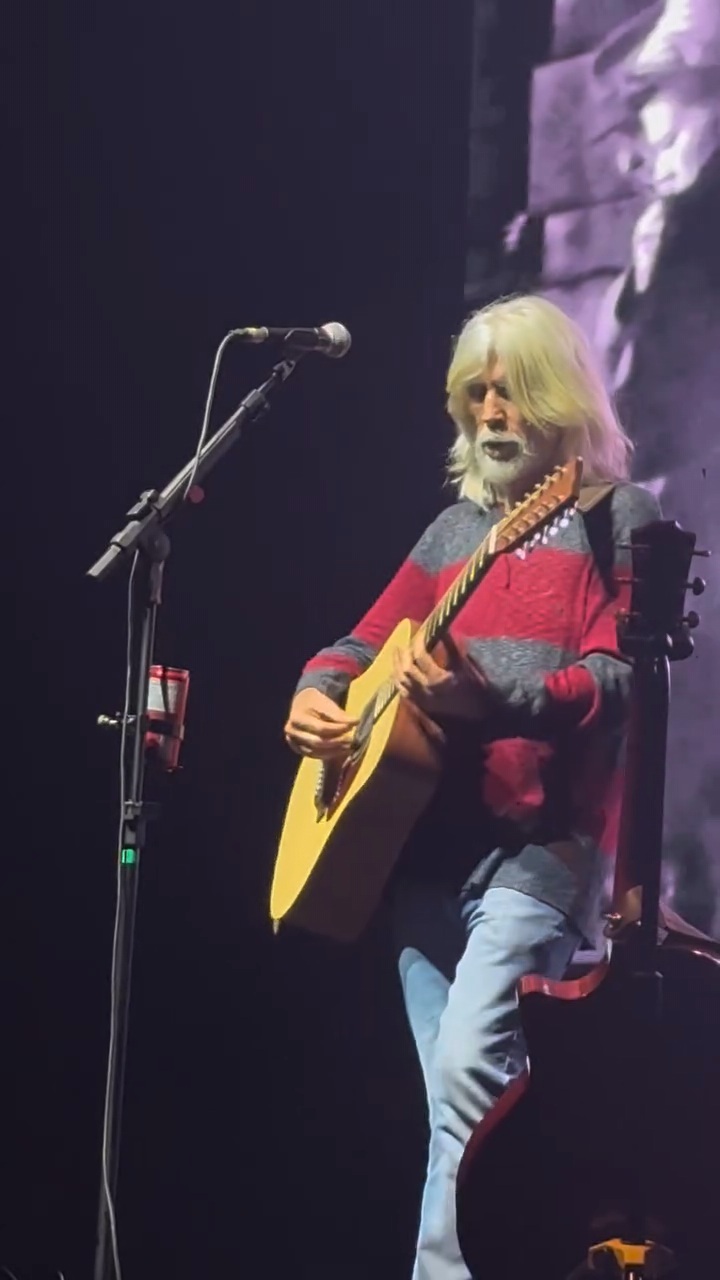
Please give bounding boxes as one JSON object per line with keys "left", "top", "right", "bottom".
{"left": 296, "top": 483, "right": 661, "bottom": 940}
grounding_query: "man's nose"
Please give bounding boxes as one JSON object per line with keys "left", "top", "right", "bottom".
{"left": 483, "top": 406, "right": 507, "bottom": 430}
{"left": 479, "top": 388, "right": 506, "bottom": 424}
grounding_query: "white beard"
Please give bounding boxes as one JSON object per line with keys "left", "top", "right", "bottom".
{"left": 471, "top": 435, "right": 548, "bottom": 499}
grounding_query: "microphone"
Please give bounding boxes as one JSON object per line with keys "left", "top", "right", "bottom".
{"left": 235, "top": 321, "right": 351, "bottom": 359}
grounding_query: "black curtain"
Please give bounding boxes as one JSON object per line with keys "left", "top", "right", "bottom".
{"left": 5, "top": 3, "right": 478, "bottom": 1278}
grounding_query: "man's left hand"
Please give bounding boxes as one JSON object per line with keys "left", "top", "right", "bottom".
{"left": 392, "top": 634, "right": 488, "bottom": 720}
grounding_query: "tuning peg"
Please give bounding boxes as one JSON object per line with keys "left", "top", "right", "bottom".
{"left": 687, "top": 577, "right": 706, "bottom": 597}
{"left": 683, "top": 611, "right": 701, "bottom": 629}
{"left": 693, "top": 549, "right": 711, "bottom": 558}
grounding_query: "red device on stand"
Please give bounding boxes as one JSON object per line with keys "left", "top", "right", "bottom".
{"left": 145, "top": 665, "right": 190, "bottom": 771}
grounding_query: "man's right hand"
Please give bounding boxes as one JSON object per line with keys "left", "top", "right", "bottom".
{"left": 284, "top": 687, "right": 358, "bottom": 759}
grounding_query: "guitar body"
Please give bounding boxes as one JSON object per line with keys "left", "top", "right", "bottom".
{"left": 456, "top": 935, "right": 720, "bottom": 1280}
{"left": 271, "top": 620, "right": 445, "bottom": 941}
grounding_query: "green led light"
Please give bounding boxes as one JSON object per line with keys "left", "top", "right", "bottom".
{"left": 121, "top": 848, "right": 137, "bottom": 865}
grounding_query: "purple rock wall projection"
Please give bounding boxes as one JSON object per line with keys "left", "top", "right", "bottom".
{"left": 482, "top": 0, "right": 720, "bottom": 931}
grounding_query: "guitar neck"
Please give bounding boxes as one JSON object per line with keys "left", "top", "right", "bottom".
{"left": 611, "top": 655, "right": 671, "bottom": 950}
{"left": 371, "top": 527, "right": 500, "bottom": 723}
{"left": 609, "top": 519, "right": 698, "bottom": 952}
{"left": 421, "top": 529, "right": 497, "bottom": 652}
{"left": 370, "top": 460, "right": 583, "bottom": 725}
{"left": 420, "top": 463, "right": 580, "bottom": 653}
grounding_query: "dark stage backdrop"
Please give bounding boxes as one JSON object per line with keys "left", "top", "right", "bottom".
{"left": 5, "top": 3, "right": 483, "bottom": 1278}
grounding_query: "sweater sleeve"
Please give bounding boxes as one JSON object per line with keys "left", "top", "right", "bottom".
{"left": 484, "top": 484, "right": 662, "bottom": 737}
{"left": 294, "top": 510, "right": 448, "bottom": 703}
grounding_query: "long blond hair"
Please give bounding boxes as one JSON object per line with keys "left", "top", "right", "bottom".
{"left": 446, "top": 294, "right": 632, "bottom": 506}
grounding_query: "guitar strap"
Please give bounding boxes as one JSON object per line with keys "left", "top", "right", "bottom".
{"left": 576, "top": 482, "right": 616, "bottom": 515}
{"left": 576, "top": 482, "right": 616, "bottom": 595}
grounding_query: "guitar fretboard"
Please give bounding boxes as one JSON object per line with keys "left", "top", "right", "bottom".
{"left": 359, "top": 459, "right": 582, "bottom": 736}
{"left": 369, "top": 524, "right": 499, "bottom": 726}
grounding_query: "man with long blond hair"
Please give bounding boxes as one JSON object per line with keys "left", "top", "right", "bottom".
{"left": 284, "top": 295, "right": 659, "bottom": 1280}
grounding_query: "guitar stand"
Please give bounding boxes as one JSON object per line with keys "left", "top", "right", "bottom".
{"left": 565, "top": 1237, "right": 678, "bottom": 1280}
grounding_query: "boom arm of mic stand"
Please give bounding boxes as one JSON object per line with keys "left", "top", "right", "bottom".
{"left": 87, "top": 354, "right": 300, "bottom": 1280}
{"left": 87, "top": 356, "right": 299, "bottom": 583}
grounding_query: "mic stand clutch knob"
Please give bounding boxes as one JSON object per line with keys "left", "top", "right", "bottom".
{"left": 97, "top": 713, "right": 138, "bottom": 729}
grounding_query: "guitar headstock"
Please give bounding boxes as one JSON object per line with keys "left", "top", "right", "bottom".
{"left": 618, "top": 520, "right": 707, "bottom": 663}
{"left": 491, "top": 457, "right": 584, "bottom": 558}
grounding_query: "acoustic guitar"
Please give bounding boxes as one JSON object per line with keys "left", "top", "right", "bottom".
{"left": 270, "top": 458, "right": 583, "bottom": 942}
{"left": 456, "top": 519, "right": 720, "bottom": 1280}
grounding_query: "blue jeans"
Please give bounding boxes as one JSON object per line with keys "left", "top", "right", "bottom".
{"left": 393, "top": 881, "right": 581, "bottom": 1280}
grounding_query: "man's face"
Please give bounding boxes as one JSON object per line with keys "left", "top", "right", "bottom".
{"left": 640, "top": 85, "right": 720, "bottom": 195}
{"left": 466, "top": 360, "right": 555, "bottom": 498}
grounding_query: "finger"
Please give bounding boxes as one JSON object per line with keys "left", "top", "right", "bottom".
{"left": 285, "top": 724, "right": 348, "bottom": 749}
{"left": 288, "top": 717, "right": 357, "bottom": 740}
{"left": 393, "top": 651, "right": 419, "bottom": 696}
{"left": 314, "top": 708, "right": 358, "bottom": 727}
{"left": 410, "top": 632, "right": 432, "bottom": 661}
{"left": 405, "top": 656, "right": 432, "bottom": 690}
{"left": 286, "top": 733, "right": 353, "bottom": 759}
{"left": 410, "top": 642, "right": 442, "bottom": 678}
{"left": 394, "top": 645, "right": 425, "bottom": 682}
{"left": 286, "top": 716, "right": 356, "bottom": 742}
{"left": 393, "top": 649, "right": 411, "bottom": 688}
{"left": 395, "top": 671, "right": 429, "bottom": 704}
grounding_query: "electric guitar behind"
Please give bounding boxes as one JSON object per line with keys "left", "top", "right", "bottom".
{"left": 456, "top": 518, "right": 720, "bottom": 1280}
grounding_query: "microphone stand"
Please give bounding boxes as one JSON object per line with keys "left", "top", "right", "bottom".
{"left": 88, "top": 354, "right": 300, "bottom": 1280}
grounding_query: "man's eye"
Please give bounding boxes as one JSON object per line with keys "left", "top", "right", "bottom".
{"left": 494, "top": 383, "right": 510, "bottom": 400}
{"left": 467, "top": 382, "right": 486, "bottom": 402}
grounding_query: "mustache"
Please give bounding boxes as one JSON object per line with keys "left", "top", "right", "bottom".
{"left": 476, "top": 430, "right": 533, "bottom": 456}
